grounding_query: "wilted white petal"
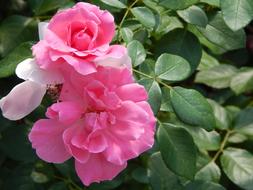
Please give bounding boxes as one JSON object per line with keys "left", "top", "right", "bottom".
{"left": 0, "top": 81, "right": 46, "bottom": 120}
{"left": 38, "top": 22, "right": 49, "bottom": 40}
{"left": 16, "top": 58, "right": 64, "bottom": 85}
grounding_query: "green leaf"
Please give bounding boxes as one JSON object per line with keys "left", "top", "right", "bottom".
{"left": 208, "top": 99, "right": 231, "bottom": 129}
{"left": 139, "top": 58, "right": 156, "bottom": 77}
{"left": 228, "top": 133, "right": 247, "bottom": 143}
{"left": 197, "top": 13, "right": 246, "bottom": 51}
{"left": 155, "top": 53, "right": 191, "bottom": 81}
{"left": 221, "top": 148, "right": 253, "bottom": 190}
{"left": 159, "top": 0, "right": 199, "bottom": 10}
{"left": 230, "top": 67, "right": 253, "bottom": 94}
{"left": 148, "top": 152, "right": 184, "bottom": 190}
{"left": 234, "top": 107, "right": 253, "bottom": 137}
{"left": 177, "top": 5, "right": 208, "bottom": 27}
{"left": 155, "top": 29, "right": 202, "bottom": 74}
{"left": 155, "top": 15, "right": 183, "bottom": 38}
{"left": 198, "top": 51, "right": 219, "bottom": 71}
{"left": 158, "top": 123, "right": 197, "bottom": 179}
{"left": 120, "top": 27, "right": 133, "bottom": 44}
{"left": 0, "top": 15, "right": 37, "bottom": 56}
{"left": 127, "top": 40, "right": 146, "bottom": 67}
{"left": 131, "top": 7, "right": 156, "bottom": 29}
{"left": 195, "top": 162, "right": 221, "bottom": 183}
{"left": 101, "top": 0, "right": 127, "bottom": 9}
{"left": 200, "top": 0, "right": 220, "bottom": 7}
{"left": 160, "top": 87, "right": 173, "bottom": 112}
{"left": 170, "top": 87, "right": 215, "bottom": 131}
{"left": 185, "top": 180, "right": 226, "bottom": 190}
{"left": 195, "top": 64, "right": 238, "bottom": 89}
{"left": 183, "top": 125, "right": 221, "bottom": 150}
{"left": 221, "top": 0, "right": 253, "bottom": 31}
{"left": 0, "top": 42, "right": 32, "bottom": 78}
{"left": 138, "top": 78, "right": 162, "bottom": 114}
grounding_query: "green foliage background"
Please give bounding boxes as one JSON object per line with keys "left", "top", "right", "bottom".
{"left": 0, "top": 0, "right": 253, "bottom": 189}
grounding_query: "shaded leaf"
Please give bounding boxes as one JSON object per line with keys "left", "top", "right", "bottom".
{"left": 158, "top": 123, "right": 197, "bottom": 179}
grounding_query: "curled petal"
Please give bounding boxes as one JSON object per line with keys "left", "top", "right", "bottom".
{"left": 75, "top": 154, "right": 126, "bottom": 186}
{"left": 29, "top": 119, "right": 71, "bottom": 163}
{"left": 16, "top": 58, "right": 64, "bottom": 84}
{"left": 46, "top": 101, "right": 84, "bottom": 125}
{"left": 0, "top": 81, "right": 46, "bottom": 120}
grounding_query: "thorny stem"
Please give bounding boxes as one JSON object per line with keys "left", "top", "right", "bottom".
{"left": 133, "top": 68, "right": 172, "bottom": 90}
{"left": 117, "top": 0, "right": 140, "bottom": 41}
{"left": 211, "top": 130, "right": 233, "bottom": 163}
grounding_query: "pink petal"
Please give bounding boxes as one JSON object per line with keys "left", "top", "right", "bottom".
{"left": 63, "top": 125, "right": 90, "bottom": 163}
{"left": 29, "top": 119, "right": 71, "bottom": 163}
{"left": 46, "top": 101, "right": 83, "bottom": 125}
{"left": 116, "top": 84, "right": 148, "bottom": 102}
{"left": 75, "top": 154, "right": 126, "bottom": 186}
{"left": 0, "top": 81, "right": 46, "bottom": 120}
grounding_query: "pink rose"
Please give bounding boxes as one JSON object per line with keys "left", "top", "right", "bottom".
{"left": 33, "top": 2, "right": 131, "bottom": 75}
{"left": 29, "top": 67, "right": 155, "bottom": 185}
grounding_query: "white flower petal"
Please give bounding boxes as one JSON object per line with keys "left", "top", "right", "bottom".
{"left": 94, "top": 45, "right": 132, "bottom": 70}
{"left": 96, "top": 54, "right": 132, "bottom": 69}
{"left": 0, "top": 81, "right": 47, "bottom": 120}
{"left": 38, "top": 22, "right": 49, "bottom": 40}
{"left": 16, "top": 58, "right": 64, "bottom": 85}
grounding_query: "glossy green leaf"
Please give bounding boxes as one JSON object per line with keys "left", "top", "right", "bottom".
{"left": 221, "top": 0, "right": 253, "bottom": 31}
{"left": 183, "top": 125, "right": 221, "bottom": 150}
{"left": 0, "top": 42, "right": 32, "bottom": 78}
{"left": 230, "top": 67, "right": 253, "bottom": 94}
{"left": 185, "top": 180, "right": 226, "bottom": 190}
{"left": 101, "top": 0, "right": 127, "bottom": 9}
{"left": 234, "top": 107, "right": 253, "bottom": 137}
{"left": 138, "top": 78, "right": 162, "bottom": 114}
{"left": 198, "top": 51, "right": 219, "bottom": 71}
{"left": 170, "top": 87, "right": 215, "bottom": 131}
{"left": 197, "top": 13, "right": 246, "bottom": 51}
{"left": 155, "top": 53, "right": 191, "bottom": 81}
{"left": 195, "top": 162, "right": 221, "bottom": 183}
{"left": 158, "top": 123, "right": 197, "bottom": 179}
{"left": 195, "top": 64, "right": 238, "bottom": 89}
{"left": 131, "top": 7, "right": 156, "bottom": 29}
{"left": 148, "top": 152, "right": 184, "bottom": 190}
{"left": 208, "top": 99, "right": 231, "bottom": 129}
{"left": 155, "top": 29, "right": 202, "bottom": 74}
{"left": 160, "top": 87, "right": 173, "bottom": 112}
{"left": 200, "top": 0, "right": 220, "bottom": 7}
{"left": 159, "top": 0, "right": 199, "bottom": 10}
{"left": 127, "top": 40, "right": 146, "bottom": 67}
{"left": 221, "top": 148, "right": 253, "bottom": 190}
{"left": 177, "top": 5, "right": 208, "bottom": 27}
{"left": 120, "top": 27, "right": 133, "bottom": 44}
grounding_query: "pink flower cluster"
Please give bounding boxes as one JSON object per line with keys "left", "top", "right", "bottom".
{"left": 0, "top": 2, "right": 155, "bottom": 186}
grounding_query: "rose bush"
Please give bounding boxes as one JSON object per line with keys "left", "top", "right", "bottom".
{"left": 0, "top": 0, "right": 253, "bottom": 190}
